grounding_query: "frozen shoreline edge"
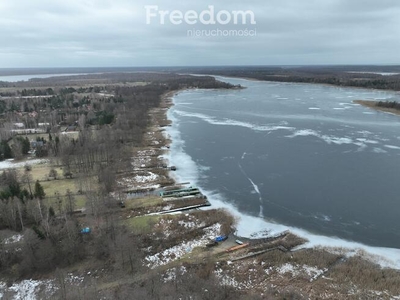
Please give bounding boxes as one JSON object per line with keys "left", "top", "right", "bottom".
{"left": 162, "top": 87, "right": 400, "bottom": 270}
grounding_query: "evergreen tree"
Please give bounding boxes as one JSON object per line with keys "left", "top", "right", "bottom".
{"left": 0, "top": 141, "right": 13, "bottom": 160}
{"left": 34, "top": 180, "right": 45, "bottom": 200}
{"left": 15, "top": 137, "right": 30, "bottom": 155}
{"left": 22, "top": 137, "right": 30, "bottom": 154}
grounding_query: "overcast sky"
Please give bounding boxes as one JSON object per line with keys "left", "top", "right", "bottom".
{"left": 1, "top": 0, "right": 400, "bottom": 68}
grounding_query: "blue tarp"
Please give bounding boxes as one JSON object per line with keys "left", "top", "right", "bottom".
{"left": 80, "top": 227, "right": 91, "bottom": 234}
{"left": 215, "top": 235, "right": 227, "bottom": 242}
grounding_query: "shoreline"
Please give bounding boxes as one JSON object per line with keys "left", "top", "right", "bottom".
{"left": 210, "top": 74, "right": 400, "bottom": 93}
{"left": 159, "top": 87, "right": 400, "bottom": 270}
{"left": 354, "top": 100, "right": 400, "bottom": 116}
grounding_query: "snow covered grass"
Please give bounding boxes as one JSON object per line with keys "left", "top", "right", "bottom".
{"left": 153, "top": 218, "right": 174, "bottom": 237}
{"left": 117, "top": 172, "right": 160, "bottom": 190}
{"left": 214, "top": 260, "right": 336, "bottom": 298}
{"left": 277, "top": 263, "right": 327, "bottom": 282}
{"left": 212, "top": 250, "right": 400, "bottom": 299}
{"left": 145, "top": 223, "right": 221, "bottom": 268}
{"left": 131, "top": 149, "right": 159, "bottom": 169}
{"left": 0, "top": 158, "right": 49, "bottom": 170}
{"left": 162, "top": 266, "right": 187, "bottom": 282}
{"left": 134, "top": 171, "right": 159, "bottom": 183}
{"left": 0, "top": 273, "right": 87, "bottom": 299}
{"left": 214, "top": 260, "right": 271, "bottom": 291}
{"left": 151, "top": 214, "right": 207, "bottom": 238}
{"left": 214, "top": 267, "right": 240, "bottom": 288}
{"left": 178, "top": 218, "right": 203, "bottom": 229}
{"left": 0, "top": 279, "right": 56, "bottom": 300}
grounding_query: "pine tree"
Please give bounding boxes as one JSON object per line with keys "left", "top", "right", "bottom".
{"left": 34, "top": 180, "right": 45, "bottom": 200}
{"left": 0, "top": 141, "right": 13, "bottom": 159}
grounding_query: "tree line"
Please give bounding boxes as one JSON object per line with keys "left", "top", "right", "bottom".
{"left": 376, "top": 100, "right": 400, "bottom": 110}
{"left": 179, "top": 66, "right": 400, "bottom": 91}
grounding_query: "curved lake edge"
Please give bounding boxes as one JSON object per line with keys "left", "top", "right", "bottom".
{"left": 354, "top": 100, "right": 400, "bottom": 116}
{"left": 201, "top": 74, "right": 400, "bottom": 96}
{"left": 163, "top": 80, "right": 400, "bottom": 270}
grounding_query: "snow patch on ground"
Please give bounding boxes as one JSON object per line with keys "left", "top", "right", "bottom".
{"left": 134, "top": 172, "right": 158, "bottom": 183}
{"left": 65, "top": 273, "right": 85, "bottom": 285}
{"left": 177, "top": 214, "right": 205, "bottom": 229}
{"left": 178, "top": 220, "right": 197, "bottom": 228}
{"left": 153, "top": 218, "right": 174, "bottom": 237}
{"left": 145, "top": 223, "right": 221, "bottom": 268}
{"left": 214, "top": 260, "right": 263, "bottom": 291}
{"left": 0, "top": 159, "right": 49, "bottom": 170}
{"left": 131, "top": 149, "right": 158, "bottom": 169}
{"left": 214, "top": 268, "right": 240, "bottom": 288}
{"left": 277, "top": 263, "right": 327, "bottom": 282}
{"left": 249, "top": 229, "right": 271, "bottom": 239}
{"left": 0, "top": 272, "right": 88, "bottom": 299}
{"left": 0, "top": 282, "right": 5, "bottom": 299}
{"left": 118, "top": 171, "right": 160, "bottom": 190}
{"left": 3, "top": 234, "right": 23, "bottom": 244}
{"left": 162, "top": 266, "right": 187, "bottom": 282}
{"left": 0, "top": 279, "right": 56, "bottom": 300}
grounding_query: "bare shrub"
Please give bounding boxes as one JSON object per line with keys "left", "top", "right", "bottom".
{"left": 330, "top": 256, "right": 400, "bottom": 295}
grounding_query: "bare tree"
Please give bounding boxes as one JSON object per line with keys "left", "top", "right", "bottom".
{"left": 49, "top": 168, "right": 58, "bottom": 179}
{"left": 21, "top": 171, "right": 33, "bottom": 198}
{"left": 11, "top": 142, "right": 23, "bottom": 160}
{"left": 65, "top": 189, "right": 76, "bottom": 214}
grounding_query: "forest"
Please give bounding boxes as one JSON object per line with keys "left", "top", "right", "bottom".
{"left": 178, "top": 65, "right": 400, "bottom": 91}
{"left": 376, "top": 100, "right": 400, "bottom": 110}
{"left": 0, "top": 73, "right": 253, "bottom": 299}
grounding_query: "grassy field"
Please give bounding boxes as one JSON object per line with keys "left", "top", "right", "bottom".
{"left": 40, "top": 178, "right": 77, "bottom": 195}
{"left": 127, "top": 195, "right": 163, "bottom": 209}
{"left": 27, "top": 165, "right": 63, "bottom": 181}
{"left": 16, "top": 163, "right": 88, "bottom": 210}
{"left": 43, "top": 194, "right": 86, "bottom": 210}
{"left": 124, "top": 214, "right": 163, "bottom": 234}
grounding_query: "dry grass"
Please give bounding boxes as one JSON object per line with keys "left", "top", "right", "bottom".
{"left": 354, "top": 100, "right": 400, "bottom": 116}
{"left": 280, "top": 233, "right": 308, "bottom": 250}
{"left": 330, "top": 256, "right": 400, "bottom": 295}
{"left": 290, "top": 249, "right": 341, "bottom": 269}
{"left": 17, "top": 162, "right": 86, "bottom": 209}
{"left": 258, "top": 247, "right": 341, "bottom": 271}
{"left": 28, "top": 165, "right": 64, "bottom": 181}
{"left": 127, "top": 196, "right": 163, "bottom": 209}
{"left": 124, "top": 214, "right": 163, "bottom": 234}
{"left": 40, "top": 178, "right": 78, "bottom": 196}
{"left": 43, "top": 194, "right": 86, "bottom": 210}
{"left": 191, "top": 209, "right": 237, "bottom": 235}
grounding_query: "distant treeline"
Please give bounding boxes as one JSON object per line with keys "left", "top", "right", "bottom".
{"left": 0, "top": 72, "right": 240, "bottom": 88}
{"left": 177, "top": 66, "right": 400, "bottom": 91}
{"left": 376, "top": 101, "right": 400, "bottom": 110}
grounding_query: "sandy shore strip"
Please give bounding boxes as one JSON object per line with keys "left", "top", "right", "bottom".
{"left": 354, "top": 100, "right": 400, "bottom": 116}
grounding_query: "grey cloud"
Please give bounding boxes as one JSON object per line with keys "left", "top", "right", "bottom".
{"left": 0, "top": 0, "right": 399, "bottom": 67}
